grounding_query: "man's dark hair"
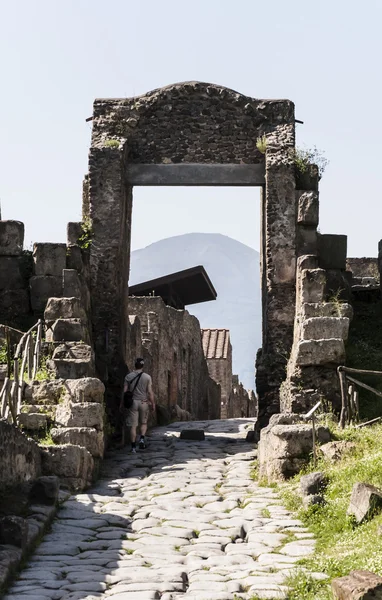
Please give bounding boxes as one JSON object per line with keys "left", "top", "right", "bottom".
{"left": 135, "top": 357, "right": 145, "bottom": 369}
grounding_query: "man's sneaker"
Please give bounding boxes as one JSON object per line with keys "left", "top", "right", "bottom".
{"left": 131, "top": 447, "right": 136, "bottom": 453}
{"left": 139, "top": 438, "right": 146, "bottom": 450}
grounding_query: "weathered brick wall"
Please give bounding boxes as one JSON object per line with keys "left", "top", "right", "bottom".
{"left": 92, "top": 82, "right": 293, "bottom": 164}
{"left": 0, "top": 421, "right": 41, "bottom": 488}
{"left": 128, "top": 296, "right": 219, "bottom": 419}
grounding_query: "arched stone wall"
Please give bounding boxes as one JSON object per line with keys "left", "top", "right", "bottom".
{"left": 87, "top": 82, "right": 297, "bottom": 426}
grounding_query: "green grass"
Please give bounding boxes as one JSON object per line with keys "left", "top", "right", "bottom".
{"left": 278, "top": 422, "right": 382, "bottom": 598}
{"left": 346, "top": 300, "right": 382, "bottom": 420}
{"left": 104, "top": 139, "right": 120, "bottom": 148}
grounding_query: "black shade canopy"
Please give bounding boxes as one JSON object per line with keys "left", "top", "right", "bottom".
{"left": 129, "top": 265, "right": 217, "bottom": 309}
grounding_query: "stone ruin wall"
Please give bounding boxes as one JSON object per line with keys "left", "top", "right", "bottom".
{"left": 128, "top": 296, "right": 221, "bottom": 422}
{"left": 230, "top": 375, "right": 257, "bottom": 419}
{"left": 0, "top": 214, "right": 222, "bottom": 495}
{"left": 88, "top": 82, "right": 297, "bottom": 429}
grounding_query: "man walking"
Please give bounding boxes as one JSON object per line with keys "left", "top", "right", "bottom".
{"left": 121, "top": 358, "right": 155, "bottom": 452}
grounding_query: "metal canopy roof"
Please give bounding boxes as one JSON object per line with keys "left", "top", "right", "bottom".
{"left": 129, "top": 265, "right": 217, "bottom": 310}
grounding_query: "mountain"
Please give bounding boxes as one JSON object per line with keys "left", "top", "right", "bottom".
{"left": 130, "top": 233, "right": 261, "bottom": 389}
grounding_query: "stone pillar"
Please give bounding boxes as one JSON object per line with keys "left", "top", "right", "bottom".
{"left": 87, "top": 146, "right": 132, "bottom": 415}
{"left": 256, "top": 122, "right": 296, "bottom": 429}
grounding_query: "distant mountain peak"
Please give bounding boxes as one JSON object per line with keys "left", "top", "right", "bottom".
{"left": 130, "top": 233, "right": 261, "bottom": 389}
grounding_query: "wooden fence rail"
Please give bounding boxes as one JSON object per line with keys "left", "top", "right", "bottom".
{"left": 0, "top": 320, "right": 44, "bottom": 426}
{"left": 338, "top": 365, "right": 382, "bottom": 428}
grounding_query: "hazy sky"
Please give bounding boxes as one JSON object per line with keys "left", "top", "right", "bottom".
{"left": 1, "top": 0, "right": 381, "bottom": 256}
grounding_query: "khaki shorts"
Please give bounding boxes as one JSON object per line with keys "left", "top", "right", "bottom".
{"left": 126, "top": 399, "right": 150, "bottom": 428}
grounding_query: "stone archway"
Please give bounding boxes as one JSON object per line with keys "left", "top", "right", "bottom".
{"left": 86, "top": 82, "right": 297, "bottom": 426}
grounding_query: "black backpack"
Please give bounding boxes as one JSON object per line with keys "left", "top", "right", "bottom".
{"left": 123, "top": 373, "right": 142, "bottom": 409}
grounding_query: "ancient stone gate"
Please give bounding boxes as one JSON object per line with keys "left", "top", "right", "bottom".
{"left": 86, "top": 81, "right": 297, "bottom": 425}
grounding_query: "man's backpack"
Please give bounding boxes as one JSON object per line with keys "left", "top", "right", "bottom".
{"left": 123, "top": 373, "right": 143, "bottom": 409}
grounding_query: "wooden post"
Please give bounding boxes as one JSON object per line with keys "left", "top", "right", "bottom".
{"left": 338, "top": 368, "right": 348, "bottom": 429}
{"left": 27, "top": 333, "right": 34, "bottom": 381}
{"left": 312, "top": 412, "right": 316, "bottom": 468}
{"left": 354, "top": 390, "right": 359, "bottom": 422}
{"left": 32, "top": 320, "right": 42, "bottom": 380}
{"left": 17, "top": 335, "right": 30, "bottom": 416}
{"left": 5, "top": 327, "right": 11, "bottom": 378}
{"left": 348, "top": 385, "right": 354, "bottom": 422}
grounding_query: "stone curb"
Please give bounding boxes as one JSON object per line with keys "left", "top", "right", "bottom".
{"left": 0, "top": 489, "right": 70, "bottom": 593}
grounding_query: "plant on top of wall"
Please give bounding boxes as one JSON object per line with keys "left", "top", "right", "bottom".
{"left": 256, "top": 134, "right": 267, "bottom": 154}
{"left": 104, "top": 139, "right": 120, "bottom": 149}
{"left": 294, "top": 146, "right": 329, "bottom": 179}
{"left": 78, "top": 216, "right": 93, "bottom": 250}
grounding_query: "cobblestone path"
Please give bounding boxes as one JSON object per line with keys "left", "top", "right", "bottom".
{"left": 4, "top": 419, "right": 324, "bottom": 600}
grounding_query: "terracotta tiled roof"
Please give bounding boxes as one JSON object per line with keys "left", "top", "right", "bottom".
{"left": 201, "top": 329, "right": 230, "bottom": 359}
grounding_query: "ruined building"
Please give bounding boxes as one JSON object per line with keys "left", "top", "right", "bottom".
{"left": 201, "top": 328, "right": 256, "bottom": 419}
{"left": 2, "top": 80, "right": 382, "bottom": 498}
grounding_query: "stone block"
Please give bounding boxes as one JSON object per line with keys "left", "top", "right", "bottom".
{"left": 347, "top": 482, "right": 382, "bottom": 523}
{"left": 258, "top": 415, "right": 330, "bottom": 481}
{"left": 50, "top": 427, "right": 104, "bottom": 458}
{"left": 33, "top": 242, "right": 66, "bottom": 277}
{"left": 30, "top": 275, "right": 62, "bottom": 313}
{"left": 246, "top": 430, "right": 257, "bottom": 443}
{"left": 24, "top": 379, "right": 65, "bottom": 405}
{"left": 63, "top": 269, "right": 81, "bottom": 298}
{"left": 295, "top": 163, "right": 319, "bottom": 191}
{"left": 44, "top": 297, "right": 87, "bottom": 321}
{"left": 62, "top": 378, "right": 105, "bottom": 404}
{"left": 17, "top": 412, "right": 48, "bottom": 430}
{"left": 300, "top": 269, "right": 326, "bottom": 303}
{"left": 0, "top": 221, "right": 24, "bottom": 255}
{"left": 297, "top": 191, "right": 319, "bottom": 226}
{"left": 298, "top": 226, "right": 318, "bottom": 255}
{"left": 319, "top": 441, "right": 356, "bottom": 462}
{"left": 298, "top": 254, "right": 318, "bottom": 271}
{"left": 67, "top": 222, "right": 82, "bottom": 245}
{"left": 46, "top": 318, "right": 87, "bottom": 343}
{"left": 66, "top": 244, "right": 83, "bottom": 272}
{"left": 301, "top": 317, "right": 350, "bottom": 341}
{"left": 318, "top": 234, "right": 347, "bottom": 270}
{"left": 301, "top": 302, "right": 353, "bottom": 321}
{"left": 0, "top": 289, "right": 30, "bottom": 321}
{"left": 49, "top": 342, "right": 95, "bottom": 379}
{"left": 302, "top": 494, "right": 325, "bottom": 508}
{"left": 300, "top": 471, "right": 327, "bottom": 497}
{"left": 29, "top": 476, "right": 59, "bottom": 506}
{"left": 180, "top": 429, "right": 205, "bottom": 441}
{"left": 295, "top": 338, "right": 345, "bottom": 366}
{"left": 41, "top": 444, "right": 94, "bottom": 491}
{"left": 156, "top": 403, "right": 171, "bottom": 426}
{"left": 332, "top": 570, "right": 382, "bottom": 599}
{"left": 55, "top": 402, "right": 104, "bottom": 430}
{"left": 0, "top": 257, "right": 26, "bottom": 289}
{"left": 0, "top": 516, "right": 28, "bottom": 549}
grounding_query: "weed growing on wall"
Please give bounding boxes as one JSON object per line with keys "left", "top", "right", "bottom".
{"left": 104, "top": 139, "right": 120, "bottom": 149}
{"left": 78, "top": 217, "right": 93, "bottom": 250}
{"left": 256, "top": 135, "right": 267, "bottom": 154}
{"left": 293, "top": 146, "right": 329, "bottom": 179}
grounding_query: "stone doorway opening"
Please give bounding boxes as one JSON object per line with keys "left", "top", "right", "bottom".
{"left": 130, "top": 185, "right": 262, "bottom": 392}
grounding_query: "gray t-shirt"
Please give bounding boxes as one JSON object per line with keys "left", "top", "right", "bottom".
{"left": 125, "top": 371, "right": 152, "bottom": 403}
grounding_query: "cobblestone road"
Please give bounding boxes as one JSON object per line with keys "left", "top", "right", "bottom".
{"left": 4, "top": 419, "right": 325, "bottom": 600}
